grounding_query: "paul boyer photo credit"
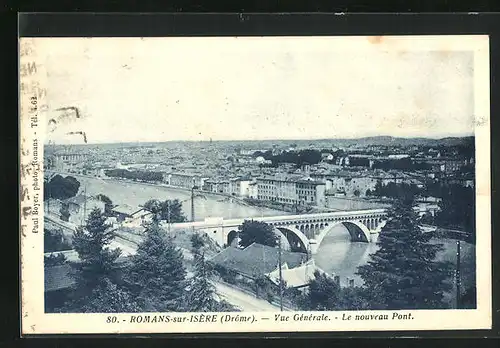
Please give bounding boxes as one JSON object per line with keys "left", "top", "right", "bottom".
{"left": 19, "top": 35, "right": 492, "bottom": 334}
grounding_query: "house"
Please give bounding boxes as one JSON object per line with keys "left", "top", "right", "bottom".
{"left": 208, "top": 243, "right": 308, "bottom": 281}
{"left": 44, "top": 257, "right": 131, "bottom": 312}
{"left": 61, "top": 194, "right": 105, "bottom": 225}
{"left": 111, "top": 204, "right": 145, "bottom": 223}
{"left": 266, "top": 258, "right": 326, "bottom": 290}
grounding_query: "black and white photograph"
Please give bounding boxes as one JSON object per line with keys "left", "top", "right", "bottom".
{"left": 20, "top": 35, "right": 491, "bottom": 333}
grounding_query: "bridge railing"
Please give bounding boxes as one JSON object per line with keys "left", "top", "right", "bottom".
{"left": 169, "top": 208, "right": 388, "bottom": 230}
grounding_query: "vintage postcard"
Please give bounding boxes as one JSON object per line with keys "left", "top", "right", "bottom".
{"left": 20, "top": 35, "right": 491, "bottom": 334}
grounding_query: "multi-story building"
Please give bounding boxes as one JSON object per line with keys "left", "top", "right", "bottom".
{"left": 166, "top": 172, "right": 207, "bottom": 189}
{"left": 203, "top": 178, "right": 231, "bottom": 194}
{"left": 414, "top": 158, "right": 469, "bottom": 174}
{"left": 229, "top": 178, "right": 253, "bottom": 197}
{"left": 324, "top": 171, "right": 423, "bottom": 198}
{"left": 256, "top": 176, "right": 326, "bottom": 207}
{"left": 443, "top": 159, "right": 469, "bottom": 173}
{"left": 248, "top": 182, "right": 258, "bottom": 199}
{"left": 45, "top": 153, "right": 89, "bottom": 171}
{"left": 326, "top": 174, "right": 377, "bottom": 197}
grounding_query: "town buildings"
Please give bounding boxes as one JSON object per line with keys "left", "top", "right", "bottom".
{"left": 256, "top": 176, "right": 327, "bottom": 207}
{"left": 45, "top": 152, "right": 89, "bottom": 171}
{"left": 165, "top": 172, "right": 208, "bottom": 189}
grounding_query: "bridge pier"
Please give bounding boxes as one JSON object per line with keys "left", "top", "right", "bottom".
{"left": 309, "top": 239, "right": 319, "bottom": 255}
{"left": 369, "top": 231, "right": 379, "bottom": 243}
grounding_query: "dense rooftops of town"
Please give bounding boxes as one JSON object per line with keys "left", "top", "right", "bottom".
{"left": 257, "top": 175, "right": 325, "bottom": 185}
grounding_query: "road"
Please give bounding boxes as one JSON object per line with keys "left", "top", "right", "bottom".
{"left": 213, "top": 282, "right": 285, "bottom": 312}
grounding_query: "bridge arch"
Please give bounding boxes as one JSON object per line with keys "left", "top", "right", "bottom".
{"left": 274, "top": 226, "right": 310, "bottom": 253}
{"left": 227, "top": 230, "right": 239, "bottom": 247}
{"left": 315, "top": 220, "right": 370, "bottom": 250}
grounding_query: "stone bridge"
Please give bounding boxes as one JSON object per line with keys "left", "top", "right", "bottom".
{"left": 170, "top": 208, "right": 388, "bottom": 254}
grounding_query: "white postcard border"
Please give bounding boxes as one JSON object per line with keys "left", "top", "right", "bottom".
{"left": 20, "top": 35, "right": 491, "bottom": 334}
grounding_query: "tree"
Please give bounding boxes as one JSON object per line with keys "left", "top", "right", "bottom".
{"left": 356, "top": 196, "right": 453, "bottom": 310}
{"left": 305, "top": 270, "right": 341, "bottom": 310}
{"left": 45, "top": 175, "right": 80, "bottom": 200}
{"left": 190, "top": 233, "right": 205, "bottom": 252}
{"left": 78, "top": 278, "right": 141, "bottom": 313}
{"left": 44, "top": 253, "right": 67, "bottom": 266}
{"left": 44, "top": 228, "right": 72, "bottom": 252}
{"left": 238, "top": 220, "right": 277, "bottom": 248}
{"left": 126, "top": 223, "right": 187, "bottom": 312}
{"left": 143, "top": 199, "right": 162, "bottom": 222}
{"left": 159, "top": 199, "right": 187, "bottom": 223}
{"left": 59, "top": 202, "right": 70, "bottom": 222}
{"left": 143, "top": 199, "right": 187, "bottom": 223}
{"left": 301, "top": 272, "right": 371, "bottom": 311}
{"left": 336, "top": 286, "right": 371, "bottom": 310}
{"left": 436, "top": 184, "right": 475, "bottom": 237}
{"left": 459, "top": 286, "right": 476, "bottom": 309}
{"left": 184, "top": 251, "right": 219, "bottom": 312}
{"left": 71, "top": 207, "right": 121, "bottom": 297}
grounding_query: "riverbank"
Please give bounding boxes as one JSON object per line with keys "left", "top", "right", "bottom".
{"left": 48, "top": 171, "right": 265, "bottom": 209}
{"left": 46, "top": 170, "right": 287, "bottom": 220}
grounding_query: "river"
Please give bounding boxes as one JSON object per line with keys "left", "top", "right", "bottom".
{"left": 313, "top": 224, "right": 475, "bottom": 305}
{"left": 58, "top": 173, "right": 287, "bottom": 221}
{"left": 53, "top": 172, "right": 475, "bottom": 306}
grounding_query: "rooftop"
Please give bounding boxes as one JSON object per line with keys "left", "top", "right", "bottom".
{"left": 266, "top": 259, "right": 325, "bottom": 288}
{"left": 209, "top": 243, "right": 308, "bottom": 279}
{"left": 257, "top": 176, "right": 325, "bottom": 185}
{"left": 44, "top": 264, "right": 76, "bottom": 292}
{"left": 112, "top": 204, "right": 144, "bottom": 216}
{"left": 45, "top": 257, "right": 130, "bottom": 292}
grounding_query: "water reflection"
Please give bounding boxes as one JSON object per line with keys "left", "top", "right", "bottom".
{"left": 313, "top": 224, "right": 379, "bottom": 287}
{"left": 313, "top": 223, "right": 475, "bottom": 295}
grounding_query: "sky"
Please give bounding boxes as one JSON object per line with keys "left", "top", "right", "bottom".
{"left": 36, "top": 37, "right": 475, "bottom": 144}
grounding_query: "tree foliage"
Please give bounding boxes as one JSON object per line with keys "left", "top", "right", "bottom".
{"left": 78, "top": 278, "right": 141, "bottom": 313}
{"left": 299, "top": 271, "right": 370, "bottom": 310}
{"left": 143, "top": 199, "right": 187, "bottom": 223}
{"left": 252, "top": 149, "right": 323, "bottom": 167}
{"left": 44, "top": 253, "right": 67, "bottom": 266}
{"left": 372, "top": 157, "right": 431, "bottom": 171}
{"left": 71, "top": 207, "right": 121, "bottom": 295}
{"left": 435, "top": 184, "right": 475, "bottom": 235}
{"left": 372, "top": 181, "right": 422, "bottom": 200}
{"left": 356, "top": 197, "right": 453, "bottom": 310}
{"left": 44, "top": 228, "right": 72, "bottom": 252}
{"left": 64, "top": 207, "right": 124, "bottom": 312}
{"left": 59, "top": 203, "right": 71, "bottom": 222}
{"left": 190, "top": 233, "right": 205, "bottom": 252}
{"left": 238, "top": 220, "right": 277, "bottom": 248}
{"left": 104, "top": 169, "right": 164, "bottom": 183}
{"left": 44, "top": 175, "right": 80, "bottom": 200}
{"left": 126, "top": 223, "right": 187, "bottom": 312}
{"left": 305, "top": 271, "right": 340, "bottom": 310}
{"left": 184, "top": 251, "right": 220, "bottom": 312}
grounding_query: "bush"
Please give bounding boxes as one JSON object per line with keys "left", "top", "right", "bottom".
{"left": 44, "top": 253, "right": 67, "bottom": 266}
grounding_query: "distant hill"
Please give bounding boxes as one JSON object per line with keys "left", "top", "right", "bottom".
{"left": 327, "top": 136, "right": 474, "bottom": 147}
{"left": 52, "top": 135, "right": 474, "bottom": 149}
